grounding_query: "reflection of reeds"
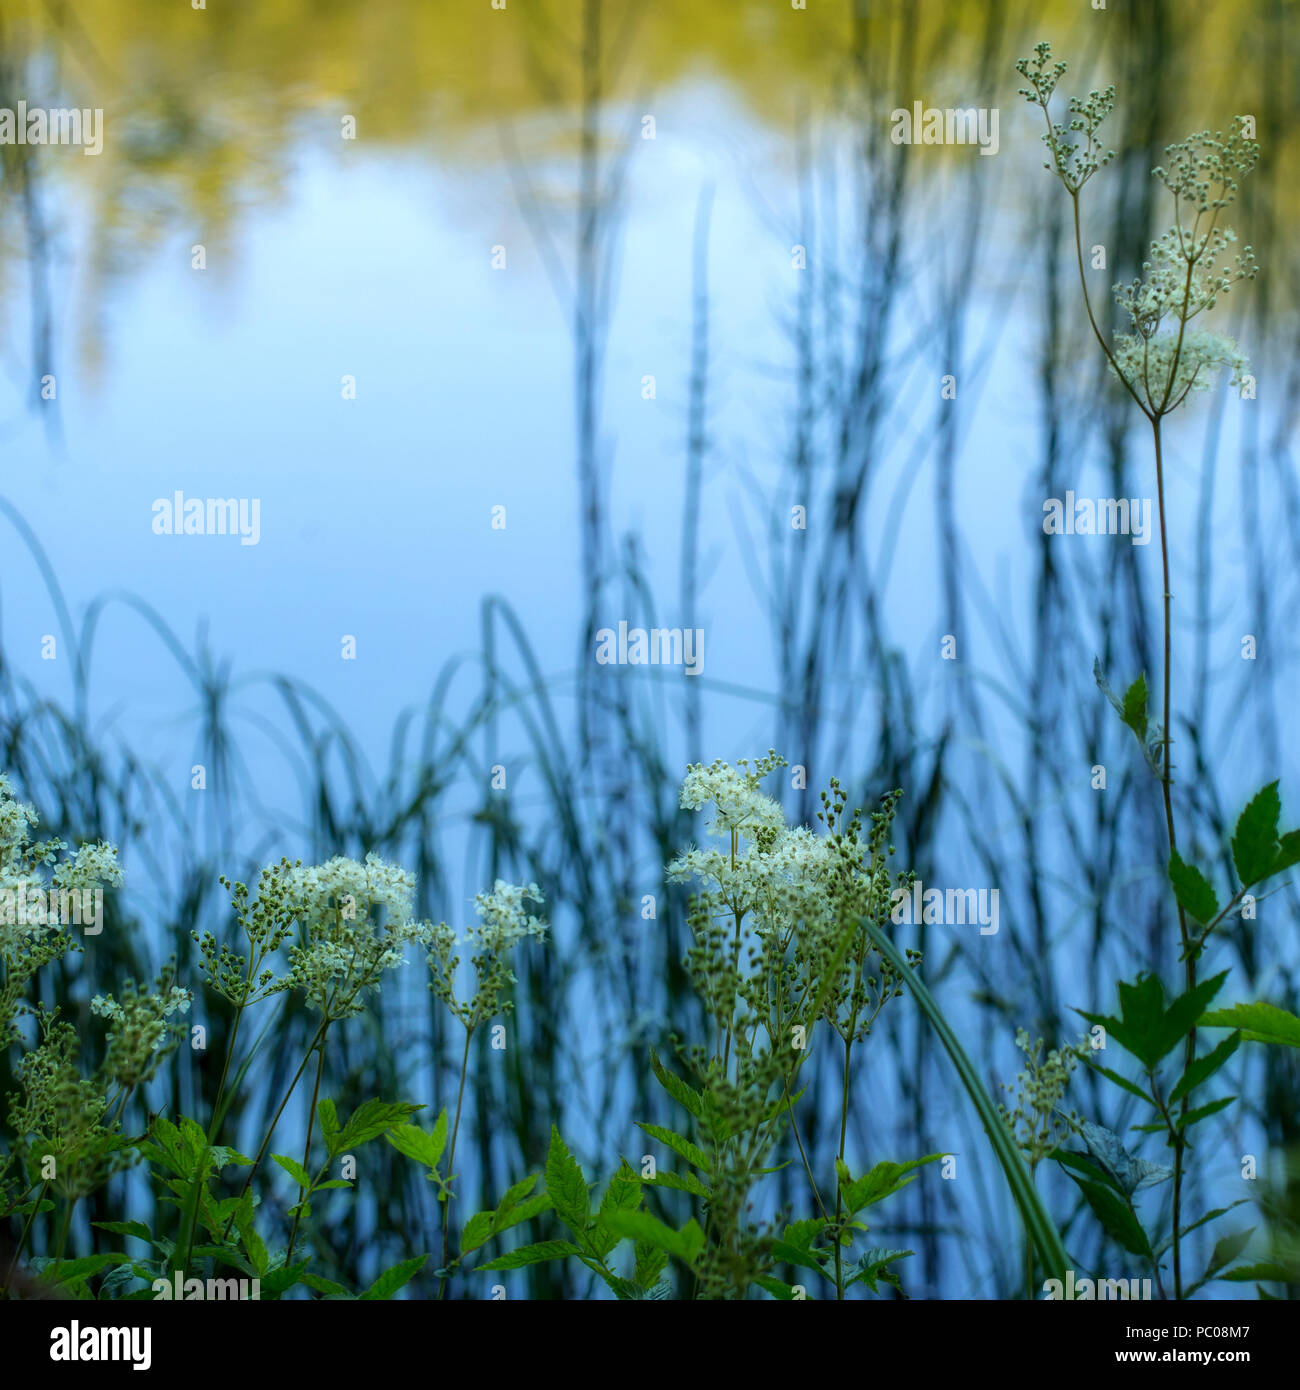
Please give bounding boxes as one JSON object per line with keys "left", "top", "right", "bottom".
{"left": 2, "top": 1, "right": 1297, "bottom": 1299}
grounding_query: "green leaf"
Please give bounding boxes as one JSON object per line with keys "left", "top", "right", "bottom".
{"left": 43, "top": 1253, "right": 131, "bottom": 1286}
{"left": 491, "top": 1192, "right": 551, "bottom": 1238}
{"left": 780, "top": 1218, "right": 828, "bottom": 1252}
{"left": 849, "top": 1247, "right": 913, "bottom": 1294}
{"left": 1201, "top": 1001, "right": 1300, "bottom": 1048}
{"left": 1272, "top": 830, "right": 1300, "bottom": 876}
{"left": 261, "top": 1259, "right": 311, "bottom": 1297}
{"left": 91, "top": 1220, "right": 153, "bottom": 1243}
{"left": 863, "top": 919, "right": 1069, "bottom": 1285}
{"left": 1233, "top": 782, "right": 1282, "bottom": 887}
{"left": 544, "top": 1126, "right": 590, "bottom": 1237}
{"left": 234, "top": 1196, "right": 269, "bottom": 1278}
{"left": 644, "top": 1168, "right": 710, "bottom": 1200}
{"left": 332, "top": 1100, "right": 423, "bottom": 1155}
{"left": 300, "top": 1273, "right": 353, "bottom": 1298}
{"left": 601, "top": 1210, "right": 705, "bottom": 1265}
{"left": 1207, "top": 1228, "right": 1255, "bottom": 1277}
{"left": 460, "top": 1211, "right": 495, "bottom": 1257}
{"left": 1120, "top": 674, "right": 1149, "bottom": 740}
{"left": 190, "top": 1245, "right": 257, "bottom": 1278}
{"left": 771, "top": 1238, "right": 832, "bottom": 1277}
{"left": 495, "top": 1172, "right": 540, "bottom": 1219}
{"left": 633, "top": 1240, "right": 670, "bottom": 1291}
{"left": 1169, "top": 852, "right": 1219, "bottom": 925}
{"left": 477, "top": 1240, "right": 581, "bottom": 1271}
{"left": 835, "top": 1154, "right": 943, "bottom": 1217}
{"left": 1088, "top": 1061, "right": 1157, "bottom": 1106}
{"left": 648, "top": 1047, "right": 704, "bottom": 1120}
{"left": 594, "top": 1162, "right": 644, "bottom": 1257}
{"left": 271, "top": 1154, "right": 312, "bottom": 1190}
{"left": 384, "top": 1111, "right": 449, "bottom": 1170}
{"left": 1156, "top": 1202, "right": 1249, "bottom": 1258}
{"left": 1177, "top": 1095, "right": 1236, "bottom": 1130}
{"left": 1069, "top": 1177, "right": 1153, "bottom": 1260}
{"left": 1079, "top": 971, "right": 1228, "bottom": 1070}
{"left": 1170, "top": 1032, "right": 1241, "bottom": 1104}
{"left": 1219, "top": 1261, "right": 1296, "bottom": 1283}
{"left": 317, "top": 1098, "right": 339, "bottom": 1151}
{"left": 756, "top": 1274, "right": 808, "bottom": 1300}
{"left": 636, "top": 1121, "right": 709, "bottom": 1173}
{"left": 359, "top": 1253, "right": 428, "bottom": 1300}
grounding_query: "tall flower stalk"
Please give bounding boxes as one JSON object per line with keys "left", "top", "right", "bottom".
{"left": 1017, "top": 42, "right": 1258, "bottom": 1297}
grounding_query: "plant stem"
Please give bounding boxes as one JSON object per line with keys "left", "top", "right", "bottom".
{"left": 1151, "top": 414, "right": 1195, "bottom": 1301}
{"left": 834, "top": 1033, "right": 854, "bottom": 1300}
{"left": 285, "top": 1038, "right": 327, "bottom": 1264}
{"left": 53, "top": 1196, "right": 75, "bottom": 1264}
{"left": 5, "top": 1178, "right": 49, "bottom": 1289}
{"left": 208, "top": 999, "right": 246, "bottom": 1144}
{"left": 221, "top": 1017, "right": 329, "bottom": 1242}
{"left": 437, "top": 1024, "right": 475, "bottom": 1301}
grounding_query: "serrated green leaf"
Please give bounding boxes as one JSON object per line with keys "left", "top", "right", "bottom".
{"left": 234, "top": 1196, "right": 269, "bottom": 1278}
{"left": 477, "top": 1240, "right": 581, "bottom": 1271}
{"left": 1169, "top": 852, "right": 1219, "bottom": 926}
{"left": 544, "top": 1127, "right": 590, "bottom": 1236}
{"left": 385, "top": 1111, "right": 448, "bottom": 1170}
{"left": 359, "top": 1253, "right": 428, "bottom": 1300}
{"left": 756, "top": 1274, "right": 808, "bottom": 1299}
{"left": 634, "top": 1239, "right": 670, "bottom": 1291}
{"left": 460, "top": 1210, "right": 495, "bottom": 1257}
{"left": 648, "top": 1047, "right": 704, "bottom": 1120}
{"left": 836, "top": 1153, "right": 942, "bottom": 1217}
{"left": 317, "top": 1098, "right": 339, "bottom": 1149}
{"left": 1201, "top": 1001, "right": 1300, "bottom": 1047}
{"left": 1170, "top": 1032, "right": 1241, "bottom": 1104}
{"left": 300, "top": 1273, "right": 353, "bottom": 1298}
{"left": 1177, "top": 1095, "right": 1236, "bottom": 1129}
{"left": 333, "top": 1100, "right": 423, "bottom": 1156}
{"left": 1233, "top": 782, "right": 1281, "bottom": 887}
{"left": 271, "top": 1154, "right": 312, "bottom": 1189}
{"left": 1219, "top": 1261, "right": 1296, "bottom": 1283}
{"left": 1121, "top": 674, "right": 1148, "bottom": 739}
{"left": 1088, "top": 1060, "right": 1157, "bottom": 1106}
{"left": 636, "top": 1121, "right": 710, "bottom": 1173}
{"left": 601, "top": 1210, "right": 705, "bottom": 1265}
{"left": 644, "top": 1168, "right": 710, "bottom": 1200}
{"left": 495, "top": 1171, "right": 540, "bottom": 1219}
{"left": 92, "top": 1220, "right": 152, "bottom": 1242}
{"left": 1069, "top": 1177, "right": 1153, "bottom": 1260}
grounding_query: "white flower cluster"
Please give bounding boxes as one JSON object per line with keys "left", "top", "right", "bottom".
{"left": 285, "top": 853, "right": 415, "bottom": 928}
{"left": 668, "top": 822, "right": 836, "bottom": 939}
{"left": 679, "top": 756, "right": 788, "bottom": 840}
{"left": 91, "top": 985, "right": 192, "bottom": 1023}
{"left": 1111, "top": 330, "right": 1250, "bottom": 402}
{"left": 52, "top": 840, "right": 125, "bottom": 892}
{"left": 467, "top": 880, "right": 548, "bottom": 953}
{"left": 427, "top": 880, "right": 548, "bottom": 1029}
{"left": 282, "top": 853, "right": 433, "bottom": 1020}
{"left": 0, "top": 774, "right": 39, "bottom": 870}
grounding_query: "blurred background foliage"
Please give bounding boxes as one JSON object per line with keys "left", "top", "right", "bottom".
{"left": 1, "top": 0, "right": 1298, "bottom": 1298}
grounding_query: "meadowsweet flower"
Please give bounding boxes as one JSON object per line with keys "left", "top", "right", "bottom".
{"left": 278, "top": 853, "right": 433, "bottom": 1021}
{"left": 0, "top": 774, "right": 39, "bottom": 869}
{"left": 1018, "top": 42, "right": 1259, "bottom": 418}
{"left": 427, "top": 880, "right": 547, "bottom": 1029}
{"left": 998, "top": 1028, "right": 1090, "bottom": 1168}
{"left": 679, "top": 753, "right": 789, "bottom": 839}
{"left": 52, "top": 840, "right": 124, "bottom": 892}
{"left": 0, "top": 774, "right": 125, "bottom": 1045}
{"left": 7, "top": 1011, "right": 129, "bottom": 1200}
{"left": 95, "top": 968, "right": 193, "bottom": 1089}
